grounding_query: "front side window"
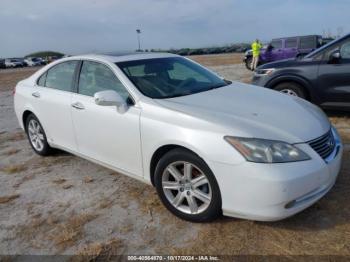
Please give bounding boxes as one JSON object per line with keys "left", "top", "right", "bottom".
{"left": 78, "top": 61, "right": 129, "bottom": 100}
{"left": 271, "top": 40, "right": 282, "bottom": 49}
{"left": 116, "top": 57, "right": 228, "bottom": 99}
{"left": 37, "top": 72, "right": 47, "bottom": 86}
{"left": 340, "top": 41, "right": 350, "bottom": 59}
{"left": 317, "top": 39, "right": 350, "bottom": 61}
{"left": 45, "top": 61, "right": 78, "bottom": 91}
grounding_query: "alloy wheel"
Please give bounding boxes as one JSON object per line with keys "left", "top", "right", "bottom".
{"left": 161, "top": 161, "right": 212, "bottom": 215}
{"left": 28, "top": 119, "right": 45, "bottom": 151}
{"left": 280, "top": 89, "right": 298, "bottom": 97}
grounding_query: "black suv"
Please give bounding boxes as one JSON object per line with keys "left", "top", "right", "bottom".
{"left": 252, "top": 33, "right": 350, "bottom": 110}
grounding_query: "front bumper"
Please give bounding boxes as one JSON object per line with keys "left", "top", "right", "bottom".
{"left": 251, "top": 74, "right": 270, "bottom": 87}
{"left": 209, "top": 130, "right": 343, "bottom": 221}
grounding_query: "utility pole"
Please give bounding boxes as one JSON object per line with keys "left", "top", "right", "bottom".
{"left": 136, "top": 29, "right": 141, "bottom": 51}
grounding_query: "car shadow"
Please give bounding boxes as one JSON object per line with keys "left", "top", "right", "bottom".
{"left": 325, "top": 109, "right": 350, "bottom": 117}
{"left": 50, "top": 149, "right": 72, "bottom": 156}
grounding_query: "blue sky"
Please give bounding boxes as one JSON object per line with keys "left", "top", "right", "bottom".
{"left": 0, "top": 0, "right": 349, "bottom": 57}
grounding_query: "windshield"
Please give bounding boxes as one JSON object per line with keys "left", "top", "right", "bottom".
{"left": 116, "top": 57, "right": 228, "bottom": 99}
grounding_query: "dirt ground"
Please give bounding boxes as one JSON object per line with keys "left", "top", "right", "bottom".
{"left": 0, "top": 54, "right": 349, "bottom": 259}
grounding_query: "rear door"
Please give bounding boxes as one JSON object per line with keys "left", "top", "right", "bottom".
{"left": 71, "top": 60, "right": 143, "bottom": 177}
{"left": 317, "top": 38, "right": 350, "bottom": 107}
{"left": 284, "top": 37, "right": 298, "bottom": 59}
{"left": 31, "top": 60, "right": 79, "bottom": 151}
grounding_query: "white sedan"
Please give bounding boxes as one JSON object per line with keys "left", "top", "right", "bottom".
{"left": 14, "top": 53, "right": 343, "bottom": 222}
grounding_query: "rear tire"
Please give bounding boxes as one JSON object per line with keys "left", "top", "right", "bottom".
{"left": 25, "top": 114, "right": 53, "bottom": 156}
{"left": 154, "top": 148, "right": 222, "bottom": 222}
{"left": 274, "top": 82, "right": 306, "bottom": 99}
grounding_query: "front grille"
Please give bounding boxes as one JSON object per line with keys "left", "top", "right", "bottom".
{"left": 308, "top": 130, "right": 335, "bottom": 160}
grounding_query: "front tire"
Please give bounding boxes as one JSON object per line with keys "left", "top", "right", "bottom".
{"left": 154, "top": 149, "right": 222, "bottom": 222}
{"left": 274, "top": 82, "right": 306, "bottom": 99}
{"left": 245, "top": 57, "right": 253, "bottom": 70}
{"left": 25, "top": 114, "right": 53, "bottom": 156}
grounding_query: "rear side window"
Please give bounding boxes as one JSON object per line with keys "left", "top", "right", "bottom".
{"left": 78, "top": 61, "right": 129, "bottom": 100}
{"left": 37, "top": 72, "right": 47, "bottom": 86}
{"left": 285, "top": 38, "right": 297, "bottom": 48}
{"left": 299, "top": 36, "right": 315, "bottom": 49}
{"left": 45, "top": 61, "right": 78, "bottom": 92}
{"left": 271, "top": 40, "right": 282, "bottom": 49}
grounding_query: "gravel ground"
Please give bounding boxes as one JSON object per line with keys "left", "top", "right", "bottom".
{"left": 0, "top": 59, "right": 349, "bottom": 258}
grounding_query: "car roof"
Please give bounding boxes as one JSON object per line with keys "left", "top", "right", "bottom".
{"left": 69, "top": 52, "right": 179, "bottom": 63}
{"left": 272, "top": 35, "right": 322, "bottom": 41}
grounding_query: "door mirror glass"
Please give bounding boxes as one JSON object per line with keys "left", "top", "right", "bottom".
{"left": 94, "top": 90, "right": 128, "bottom": 113}
{"left": 329, "top": 50, "right": 341, "bottom": 64}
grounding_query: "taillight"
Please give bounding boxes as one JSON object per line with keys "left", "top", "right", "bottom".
{"left": 12, "top": 86, "right": 16, "bottom": 95}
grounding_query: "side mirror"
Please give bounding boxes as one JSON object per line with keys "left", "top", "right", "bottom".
{"left": 329, "top": 50, "right": 341, "bottom": 64}
{"left": 94, "top": 90, "right": 128, "bottom": 113}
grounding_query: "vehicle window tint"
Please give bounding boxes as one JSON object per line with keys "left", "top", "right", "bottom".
{"left": 168, "top": 62, "right": 210, "bottom": 82}
{"left": 78, "top": 61, "right": 129, "bottom": 100}
{"left": 323, "top": 44, "right": 341, "bottom": 60}
{"left": 285, "top": 38, "right": 297, "bottom": 48}
{"left": 37, "top": 72, "right": 47, "bottom": 86}
{"left": 271, "top": 40, "right": 282, "bottom": 49}
{"left": 340, "top": 41, "right": 350, "bottom": 59}
{"left": 45, "top": 61, "right": 78, "bottom": 91}
{"left": 300, "top": 36, "right": 315, "bottom": 49}
{"left": 124, "top": 64, "right": 145, "bottom": 77}
{"left": 117, "top": 57, "right": 227, "bottom": 99}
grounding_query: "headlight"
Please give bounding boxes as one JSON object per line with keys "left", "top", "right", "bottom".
{"left": 224, "top": 136, "right": 311, "bottom": 163}
{"left": 255, "top": 68, "right": 275, "bottom": 75}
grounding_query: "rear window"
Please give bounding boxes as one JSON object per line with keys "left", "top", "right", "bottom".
{"left": 300, "top": 36, "right": 315, "bottom": 49}
{"left": 37, "top": 72, "right": 47, "bottom": 86}
{"left": 44, "top": 61, "right": 78, "bottom": 92}
{"left": 285, "top": 38, "right": 297, "bottom": 48}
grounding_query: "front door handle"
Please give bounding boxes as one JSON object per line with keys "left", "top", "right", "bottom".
{"left": 32, "top": 92, "right": 40, "bottom": 98}
{"left": 71, "top": 102, "right": 85, "bottom": 110}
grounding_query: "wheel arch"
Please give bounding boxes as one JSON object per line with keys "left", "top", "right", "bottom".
{"left": 22, "top": 110, "right": 34, "bottom": 132}
{"left": 266, "top": 75, "right": 314, "bottom": 101}
{"left": 149, "top": 144, "right": 205, "bottom": 186}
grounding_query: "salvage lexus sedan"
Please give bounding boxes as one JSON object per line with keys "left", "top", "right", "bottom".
{"left": 14, "top": 53, "right": 343, "bottom": 222}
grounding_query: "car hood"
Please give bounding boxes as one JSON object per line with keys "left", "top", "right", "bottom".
{"left": 258, "top": 57, "right": 317, "bottom": 69}
{"left": 155, "top": 83, "right": 330, "bottom": 143}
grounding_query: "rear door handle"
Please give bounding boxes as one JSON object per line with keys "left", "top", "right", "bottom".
{"left": 32, "top": 92, "right": 40, "bottom": 98}
{"left": 71, "top": 102, "right": 85, "bottom": 110}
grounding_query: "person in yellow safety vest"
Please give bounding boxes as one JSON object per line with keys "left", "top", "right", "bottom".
{"left": 251, "top": 39, "right": 262, "bottom": 70}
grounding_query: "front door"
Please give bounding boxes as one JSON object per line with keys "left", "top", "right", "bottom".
{"left": 317, "top": 38, "right": 350, "bottom": 108}
{"left": 71, "top": 60, "right": 143, "bottom": 177}
{"left": 266, "top": 39, "right": 283, "bottom": 62}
